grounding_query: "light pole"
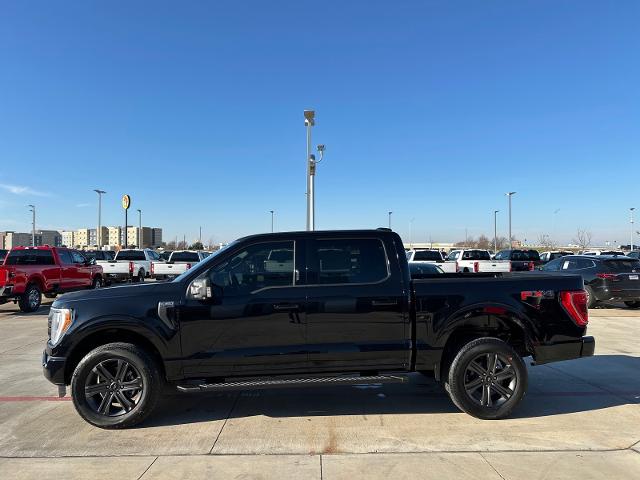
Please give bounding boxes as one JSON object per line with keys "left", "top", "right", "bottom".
{"left": 631, "top": 207, "right": 636, "bottom": 251}
{"left": 304, "top": 110, "right": 325, "bottom": 231}
{"left": 409, "top": 217, "right": 415, "bottom": 248}
{"left": 388, "top": 211, "right": 393, "bottom": 229}
{"left": 27, "top": 205, "right": 35, "bottom": 246}
{"left": 93, "top": 189, "right": 106, "bottom": 248}
{"left": 506, "top": 192, "right": 517, "bottom": 247}
{"left": 493, "top": 210, "right": 499, "bottom": 253}
{"left": 137, "top": 209, "right": 142, "bottom": 248}
{"left": 270, "top": 210, "right": 274, "bottom": 233}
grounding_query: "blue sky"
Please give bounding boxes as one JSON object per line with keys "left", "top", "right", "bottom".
{"left": 1, "top": 1, "right": 638, "bottom": 246}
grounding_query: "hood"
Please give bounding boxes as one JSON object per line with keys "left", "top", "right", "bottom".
{"left": 52, "top": 282, "right": 170, "bottom": 306}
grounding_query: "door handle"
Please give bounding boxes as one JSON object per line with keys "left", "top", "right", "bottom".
{"left": 371, "top": 299, "right": 398, "bottom": 306}
{"left": 273, "top": 303, "right": 300, "bottom": 311}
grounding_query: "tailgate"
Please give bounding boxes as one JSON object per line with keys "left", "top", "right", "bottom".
{"left": 153, "top": 263, "right": 187, "bottom": 275}
{"left": 477, "top": 261, "right": 511, "bottom": 272}
{"left": 103, "top": 262, "right": 130, "bottom": 273}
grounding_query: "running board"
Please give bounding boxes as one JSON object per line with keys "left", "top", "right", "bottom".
{"left": 176, "top": 375, "right": 407, "bottom": 393}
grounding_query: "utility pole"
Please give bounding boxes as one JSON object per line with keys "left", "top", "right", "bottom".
{"left": 494, "top": 210, "right": 499, "bottom": 253}
{"left": 506, "top": 192, "right": 517, "bottom": 247}
{"left": 270, "top": 210, "right": 274, "bottom": 233}
{"left": 199, "top": 226, "right": 202, "bottom": 244}
{"left": 94, "top": 190, "right": 106, "bottom": 248}
{"left": 388, "top": 211, "right": 393, "bottom": 229}
{"left": 27, "top": 205, "right": 35, "bottom": 246}
{"left": 137, "top": 209, "right": 142, "bottom": 248}
{"left": 631, "top": 207, "right": 636, "bottom": 251}
{"left": 304, "top": 110, "right": 325, "bottom": 231}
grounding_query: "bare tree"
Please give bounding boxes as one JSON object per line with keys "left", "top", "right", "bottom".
{"left": 537, "top": 233, "right": 556, "bottom": 251}
{"left": 476, "top": 234, "right": 491, "bottom": 250}
{"left": 572, "top": 229, "right": 592, "bottom": 251}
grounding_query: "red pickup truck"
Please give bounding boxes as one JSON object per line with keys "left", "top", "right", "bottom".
{"left": 0, "top": 246, "right": 104, "bottom": 312}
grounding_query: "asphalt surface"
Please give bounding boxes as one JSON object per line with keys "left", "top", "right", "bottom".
{"left": 0, "top": 294, "right": 639, "bottom": 479}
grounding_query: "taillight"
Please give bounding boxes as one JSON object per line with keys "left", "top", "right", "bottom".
{"left": 528, "top": 261, "right": 535, "bottom": 271}
{"left": 596, "top": 273, "right": 617, "bottom": 280}
{"left": 473, "top": 261, "right": 479, "bottom": 273}
{"left": 186, "top": 263, "right": 192, "bottom": 270}
{"left": 150, "top": 262, "right": 155, "bottom": 274}
{"left": 560, "top": 290, "right": 589, "bottom": 326}
{"left": 129, "top": 261, "right": 134, "bottom": 274}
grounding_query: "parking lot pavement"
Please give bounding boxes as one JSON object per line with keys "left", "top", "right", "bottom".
{"left": 0, "top": 300, "right": 639, "bottom": 479}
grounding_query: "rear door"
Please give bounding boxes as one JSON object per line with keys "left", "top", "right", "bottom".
{"left": 305, "top": 235, "right": 409, "bottom": 371}
{"left": 55, "top": 248, "right": 77, "bottom": 290}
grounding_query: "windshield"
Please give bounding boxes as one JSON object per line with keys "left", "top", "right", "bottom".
{"left": 172, "top": 241, "right": 237, "bottom": 282}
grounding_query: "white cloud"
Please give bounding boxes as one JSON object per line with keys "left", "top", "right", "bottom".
{"left": 0, "top": 183, "right": 51, "bottom": 197}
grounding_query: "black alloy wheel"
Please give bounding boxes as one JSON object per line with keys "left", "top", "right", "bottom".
{"left": 447, "top": 337, "right": 527, "bottom": 419}
{"left": 18, "top": 284, "right": 42, "bottom": 313}
{"left": 84, "top": 359, "right": 143, "bottom": 416}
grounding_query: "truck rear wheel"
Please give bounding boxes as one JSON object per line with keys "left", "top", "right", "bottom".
{"left": 18, "top": 284, "right": 42, "bottom": 313}
{"left": 446, "top": 337, "right": 527, "bottom": 420}
{"left": 70, "top": 342, "right": 162, "bottom": 429}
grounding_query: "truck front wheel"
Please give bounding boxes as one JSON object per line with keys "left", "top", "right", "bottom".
{"left": 70, "top": 342, "right": 162, "bottom": 429}
{"left": 446, "top": 337, "right": 527, "bottom": 420}
{"left": 18, "top": 284, "right": 42, "bottom": 312}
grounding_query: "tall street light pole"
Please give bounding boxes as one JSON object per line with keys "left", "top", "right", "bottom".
{"left": 506, "top": 192, "right": 517, "bottom": 247}
{"left": 270, "top": 210, "right": 274, "bottom": 233}
{"left": 631, "top": 207, "right": 636, "bottom": 251}
{"left": 94, "top": 189, "right": 106, "bottom": 248}
{"left": 27, "top": 205, "right": 35, "bottom": 246}
{"left": 137, "top": 209, "right": 142, "bottom": 248}
{"left": 304, "top": 110, "right": 326, "bottom": 231}
{"left": 494, "top": 210, "right": 499, "bottom": 253}
{"left": 388, "top": 211, "right": 393, "bottom": 229}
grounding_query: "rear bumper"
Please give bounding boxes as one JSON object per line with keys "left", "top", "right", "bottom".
{"left": 42, "top": 348, "right": 67, "bottom": 385}
{"left": 533, "top": 336, "right": 595, "bottom": 365}
{"left": 105, "top": 273, "right": 132, "bottom": 282}
{"left": 593, "top": 287, "right": 640, "bottom": 302}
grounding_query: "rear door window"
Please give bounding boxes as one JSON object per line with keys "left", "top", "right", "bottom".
{"left": 413, "top": 251, "right": 442, "bottom": 261}
{"left": 57, "top": 249, "right": 74, "bottom": 264}
{"left": 171, "top": 252, "right": 201, "bottom": 262}
{"left": 312, "top": 238, "right": 388, "bottom": 285}
{"left": 116, "top": 250, "right": 146, "bottom": 261}
{"left": 602, "top": 259, "right": 640, "bottom": 272}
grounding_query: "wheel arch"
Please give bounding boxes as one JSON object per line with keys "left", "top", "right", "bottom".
{"left": 64, "top": 328, "right": 166, "bottom": 385}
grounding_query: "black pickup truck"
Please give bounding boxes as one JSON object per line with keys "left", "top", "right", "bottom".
{"left": 43, "top": 229, "right": 594, "bottom": 428}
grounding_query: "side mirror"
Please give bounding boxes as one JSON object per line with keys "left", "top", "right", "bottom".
{"left": 89, "top": 258, "right": 96, "bottom": 265}
{"left": 188, "top": 277, "right": 212, "bottom": 301}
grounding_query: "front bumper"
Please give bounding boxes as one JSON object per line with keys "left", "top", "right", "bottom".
{"left": 533, "top": 336, "right": 595, "bottom": 365}
{"left": 42, "top": 348, "right": 67, "bottom": 385}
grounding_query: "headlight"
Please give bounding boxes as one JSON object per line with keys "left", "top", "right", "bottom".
{"left": 49, "top": 308, "right": 74, "bottom": 346}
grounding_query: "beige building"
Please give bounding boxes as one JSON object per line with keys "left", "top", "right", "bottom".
{"left": 75, "top": 228, "right": 90, "bottom": 248}
{"left": 108, "top": 227, "right": 123, "bottom": 247}
{"left": 61, "top": 231, "right": 75, "bottom": 248}
{"left": 3, "top": 232, "right": 40, "bottom": 248}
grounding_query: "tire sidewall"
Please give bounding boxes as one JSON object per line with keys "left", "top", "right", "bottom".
{"left": 71, "top": 344, "right": 160, "bottom": 428}
{"left": 448, "top": 337, "right": 528, "bottom": 420}
{"left": 20, "top": 284, "right": 41, "bottom": 312}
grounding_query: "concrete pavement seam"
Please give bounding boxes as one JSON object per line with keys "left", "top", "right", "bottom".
{"left": 136, "top": 455, "right": 158, "bottom": 480}
{"left": 319, "top": 454, "right": 323, "bottom": 480}
{"left": 208, "top": 392, "right": 240, "bottom": 455}
{"left": 479, "top": 452, "right": 507, "bottom": 480}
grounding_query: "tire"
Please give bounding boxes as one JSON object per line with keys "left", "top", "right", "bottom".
{"left": 138, "top": 270, "right": 145, "bottom": 283}
{"left": 447, "top": 337, "right": 527, "bottom": 420}
{"left": 91, "top": 276, "right": 103, "bottom": 289}
{"left": 18, "top": 283, "right": 42, "bottom": 313}
{"left": 71, "top": 342, "right": 162, "bottom": 429}
{"left": 585, "top": 286, "right": 597, "bottom": 309}
{"left": 624, "top": 301, "right": 640, "bottom": 309}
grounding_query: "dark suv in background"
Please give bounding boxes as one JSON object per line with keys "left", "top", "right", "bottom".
{"left": 0, "top": 249, "right": 7, "bottom": 264}
{"left": 541, "top": 255, "right": 640, "bottom": 308}
{"left": 494, "top": 249, "right": 541, "bottom": 271}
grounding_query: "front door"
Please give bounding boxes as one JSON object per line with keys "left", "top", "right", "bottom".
{"left": 71, "top": 250, "right": 93, "bottom": 287}
{"left": 305, "top": 236, "right": 410, "bottom": 372}
{"left": 179, "top": 239, "right": 308, "bottom": 377}
{"left": 56, "top": 248, "right": 77, "bottom": 290}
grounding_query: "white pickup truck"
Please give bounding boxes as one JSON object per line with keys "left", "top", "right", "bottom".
{"left": 151, "top": 250, "right": 210, "bottom": 280}
{"left": 406, "top": 249, "right": 458, "bottom": 273}
{"left": 101, "top": 249, "right": 161, "bottom": 284}
{"left": 445, "top": 249, "right": 511, "bottom": 273}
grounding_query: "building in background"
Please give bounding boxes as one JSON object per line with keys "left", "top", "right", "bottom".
{"left": 151, "top": 228, "right": 163, "bottom": 248}
{"left": 0, "top": 232, "right": 6, "bottom": 249}
{"left": 61, "top": 230, "right": 75, "bottom": 248}
{"left": 2, "top": 232, "right": 42, "bottom": 248}
{"left": 37, "top": 230, "right": 62, "bottom": 247}
{"left": 75, "top": 228, "right": 90, "bottom": 248}
{"left": 107, "top": 227, "right": 123, "bottom": 247}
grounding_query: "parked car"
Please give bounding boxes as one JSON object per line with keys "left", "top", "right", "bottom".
{"left": 43, "top": 229, "right": 593, "bottom": 428}
{"left": 82, "top": 250, "right": 115, "bottom": 262}
{"left": 406, "top": 249, "right": 457, "bottom": 273}
{"left": 581, "top": 250, "right": 626, "bottom": 256}
{"left": 0, "top": 246, "right": 103, "bottom": 312}
{"left": 539, "top": 251, "right": 574, "bottom": 263}
{"left": 151, "top": 250, "right": 209, "bottom": 280}
{"left": 408, "top": 262, "right": 444, "bottom": 278}
{"left": 540, "top": 255, "right": 640, "bottom": 308}
{"left": 101, "top": 249, "right": 161, "bottom": 284}
{"left": 0, "top": 249, "right": 8, "bottom": 264}
{"left": 628, "top": 251, "right": 640, "bottom": 260}
{"left": 494, "top": 250, "right": 541, "bottom": 271}
{"left": 445, "top": 249, "right": 511, "bottom": 273}
{"left": 159, "top": 251, "right": 173, "bottom": 262}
